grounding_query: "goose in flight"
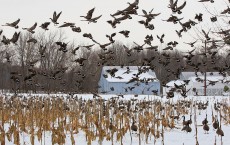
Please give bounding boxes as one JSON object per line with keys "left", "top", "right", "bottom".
{"left": 198, "top": 0, "right": 214, "bottom": 3}
{"left": 2, "top": 36, "right": 11, "bottom": 45}
{"left": 92, "top": 39, "right": 113, "bottom": 51}
{"left": 162, "top": 15, "right": 183, "bottom": 24}
{"left": 195, "top": 13, "right": 203, "bottom": 22}
{"left": 81, "top": 7, "right": 102, "bottom": 23}
{"left": 59, "top": 22, "right": 75, "bottom": 28}
{"left": 2, "top": 18, "right": 20, "bottom": 29}
{"left": 139, "top": 9, "right": 160, "bottom": 22}
{"left": 40, "top": 22, "right": 50, "bottom": 30}
{"left": 80, "top": 44, "right": 95, "bottom": 50}
{"left": 72, "top": 26, "right": 81, "bottom": 33}
{"left": 132, "top": 41, "right": 145, "bottom": 52}
{"left": 107, "top": 14, "right": 131, "bottom": 28}
{"left": 168, "top": 0, "right": 186, "bottom": 14}
{"left": 10, "top": 32, "right": 20, "bottom": 44}
{"left": 157, "top": 34, "right": 165, "bottom": 43}
{"left": 111, "top": 0, "right": 139, "bottom": 16}
{"left": 202, "top": 29, "right": 211, "bottom": 40}
{"left": 221, "top": 7, "right": 230, "bottom": 14}
{"left": 184, "top": 40, "right": 197, "bottom": 47}
{"left": 119, "top": 30, "right": 130, "bottom": 38}
{"left": 123, "top": 45, "right": 133, "bottom": 56}
{"left": 22, "top": 22, "right": 37, "bottom": 34}
{"left": 50, "top": 11, "right": 62, "bottom": 25}
{"left": 27, "top": 38, "right": 37, "bottom": 44}
{"left": 106, "top": 33, "right": 116, "bottom": 43}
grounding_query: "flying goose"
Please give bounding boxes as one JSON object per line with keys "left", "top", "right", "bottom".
{"left": 157, "top": 34, "right": 165, "bottom": 43}
{"left": 138, "top": 19, "right": 154, "bottom": 30}
{"left": 10, "top": 32, "right": 20, "bottom": 44}
{"left": 132, "top": 41, "right": 145, "bottom": 52}
{"left": 81, "top": 7, "right": 95, "bottom": 20}
{"left": 79, "top": 44, "right": 95, "bottom": 50}
{"left": 72, "top": 26, "right": 81, "bottom": 32}
{"left": 139, "top": 9, "right": 161, "bottom": 21}
{"left": 123, "top": 45, "right": 132, "bottom": 56}
{"left": 198, "top": 0, "right": 214, "bottom": 3}
{"left": 221, "top": 7, "right": 230, "bottom": 14}
{"left": 83, "top": 33, "right": 93, "bottom": 39}
{"left": 176, "top": 1, "right": 187, "bottom": 14}
{"left": 50, "top": 11, "right": 62, "bottom": 25}
{"left": 59, "top": 22, "right": 75, "bottom": 28}
{"left": 167, "top": 41, "right": 178, "bottom": 47}
{"left": 162, "top": 15, "right": 183, "bottom": 24}
{"left": 119, "top": 30, "right": 130, "bottom": 38}
{"left": 108, "top": 14, "right": 131, "bottom": 28}
{"left": 183, "top": 40, "right": 197, "bottom": 47}
{"left": 195, "top": 13, "right": 203, "bottom": 21}
{"left": 22, "top": 22, "right": 37, "bottom": 34}
{"left": 81, "top": 7, "right": 102, "bottom": 23}
{"left": 2, "top": 18, "right": 20, "bottom": 29}
{"left": 27, "top": 38, "right": 37, "bottom": 44}
{"left": 144, "top": 34, "right": 153, "bottom": 45}
{"left": 71, "top": 47, "right": 80, "bottom": 55}
{"left": 210, "top": 16, "right": 217, "bottom": 22}
{"left": 2, "top": 35, "right": 11, "bottom": 45}
{"left": 93, "top": 40, "right": 113, "bottom": 51}
{"left": 40, "top": 22, "right": 50, "bottom": 30}
{"left": 106, "top": 33, "right": 116, "bottom": 43}
{"left": 111, "top": 0, "right": 139, "bottom": 16}
{"left": 56, "top": 41, "right": 68, "bottom": 52}
{"left": 176, "top": 29, "right": 183, "bottom": 37}
{"left": 202, "top": 29, "right": 211, "bottom": 40}
{"left": 168, "top": 0, "right": 179, "bottom": 13}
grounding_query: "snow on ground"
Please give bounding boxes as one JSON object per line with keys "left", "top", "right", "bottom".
{"left": 1, "top": 93, "right": 230, "bottom": 145}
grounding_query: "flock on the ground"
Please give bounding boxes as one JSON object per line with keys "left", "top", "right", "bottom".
{"left": 0, "top": 95, "right": 228, "bottom": 144}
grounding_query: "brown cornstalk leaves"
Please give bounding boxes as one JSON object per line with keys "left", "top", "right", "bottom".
{"left": 0, "top": 95, "right": 229, "bottom": 144}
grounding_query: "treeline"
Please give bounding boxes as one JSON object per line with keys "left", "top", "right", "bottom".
{"left": 0, "top": 31, "right": 229, "bottom": 94}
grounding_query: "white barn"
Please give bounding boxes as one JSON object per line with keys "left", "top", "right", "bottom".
{"left": 98, "top": 66, "right": 160, "bottom": 95}
{"left": 176, "top": 72, "right": 230, "bottom": 96}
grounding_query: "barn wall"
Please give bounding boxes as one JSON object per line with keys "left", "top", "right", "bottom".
{"left": 186, "top": 81, "right": 226, "bottom": 96}
{"left": 98, "top": 66, "right": 160, "bottom": 95}
{"left": 99, "top": 81, "right": 160, "bottom": 95}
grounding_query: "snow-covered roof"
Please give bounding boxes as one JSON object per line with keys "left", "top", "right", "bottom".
{"left": 101, "top": 66, "right": 158, "bottom": 82}
{"left": 166, "top": 80, "right": 185, "bottom": 87}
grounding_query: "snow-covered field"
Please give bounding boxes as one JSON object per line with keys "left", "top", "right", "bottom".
{"left": 0, "top": 93, "right": 229, "bottom": 145}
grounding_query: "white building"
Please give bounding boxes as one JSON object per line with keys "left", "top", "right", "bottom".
{"left": 98, "top": 66, "right": 160, "bottom": 95}
{"left": 163, "top": 72, "right": 230, "bottom": 96}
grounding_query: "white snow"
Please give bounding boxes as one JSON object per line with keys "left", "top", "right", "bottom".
{"left": 1, "top": 93, "right": 230, "bottom": 145}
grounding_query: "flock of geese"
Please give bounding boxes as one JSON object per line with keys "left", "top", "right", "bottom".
{"left": 0, "top": 1, "right": 229, "bottom": 144}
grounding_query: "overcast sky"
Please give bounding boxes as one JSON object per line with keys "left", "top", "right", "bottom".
{"left": 0, "top": 0, "right": 228, "bottom": 51}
